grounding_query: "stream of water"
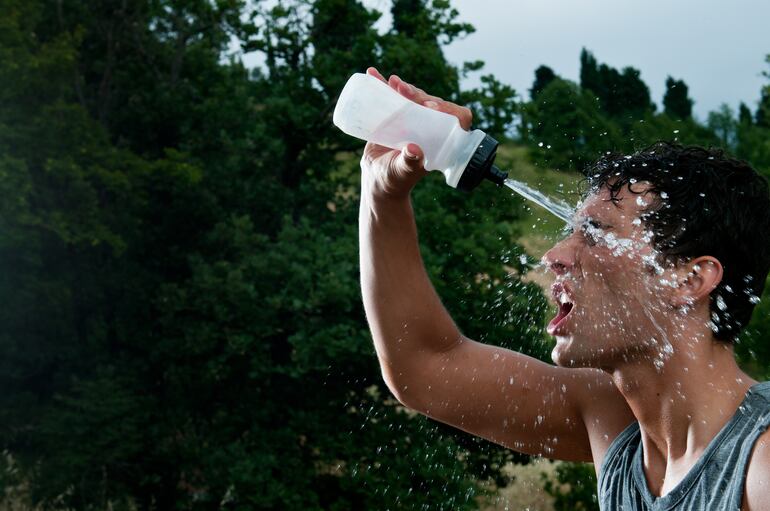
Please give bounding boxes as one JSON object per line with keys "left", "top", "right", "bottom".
{"left": 502, "top": 178, "right": 575, "bottom": 224}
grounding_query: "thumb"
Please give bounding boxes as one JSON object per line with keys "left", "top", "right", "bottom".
{"left": 399, "top": 143, "right": 426, "bottom": 175}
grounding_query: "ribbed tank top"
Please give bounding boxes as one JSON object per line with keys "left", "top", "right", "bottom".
{"left": 598, "top": 381, "right": 770, "bottom": 511}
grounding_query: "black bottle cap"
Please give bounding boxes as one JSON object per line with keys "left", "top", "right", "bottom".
{"left": 456, "top": 134, "right": 508, "bottom": 192}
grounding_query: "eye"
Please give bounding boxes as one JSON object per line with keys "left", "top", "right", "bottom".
{"left": 580, "top": 219, "right": 604, "bottom": 246}
{"left": 588, "top": 219, "right": 606, "bottom": 230}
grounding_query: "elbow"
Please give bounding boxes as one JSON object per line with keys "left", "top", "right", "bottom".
{"left": 381, "top": 370, "right": 408, "bottom": 403}
{"left": 385, "top": 380, "right": 412, "bottom": 408}
{"left": 381, "top": 371, "right": 427, "bottom": 412}
{"left": 382, "top": 370, "right": 421, "bottom": 411}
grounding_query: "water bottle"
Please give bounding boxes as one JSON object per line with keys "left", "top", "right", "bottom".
{"left": 333, "top": 73, "right": 507, "bottom": 191}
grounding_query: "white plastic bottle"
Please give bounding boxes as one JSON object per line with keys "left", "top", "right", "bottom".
{"left": 333, "top": 73, "right": 506, "bottom": 191}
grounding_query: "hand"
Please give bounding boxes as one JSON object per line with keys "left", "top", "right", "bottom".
{"left": 360, "top": 67, "right": 474, "bottom": 201}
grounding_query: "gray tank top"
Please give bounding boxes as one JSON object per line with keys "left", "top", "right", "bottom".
{"left": 598, "top": 381, "right": 770, "bottom": 511}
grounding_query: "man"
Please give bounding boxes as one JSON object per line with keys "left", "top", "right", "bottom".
{"left": 359, "top": 66, "right": 770, "bottom": 509}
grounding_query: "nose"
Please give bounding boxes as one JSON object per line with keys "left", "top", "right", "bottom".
{"left": 542, "top": 236, "right": 577, "bottom": 276}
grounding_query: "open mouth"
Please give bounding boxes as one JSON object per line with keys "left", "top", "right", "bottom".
{"left": 548, "top": 282, "right": 575, "bottom": 335}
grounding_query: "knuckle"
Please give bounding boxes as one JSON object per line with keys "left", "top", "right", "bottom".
{"left": 361, "top": 149, "right": 375, "bottom": 167}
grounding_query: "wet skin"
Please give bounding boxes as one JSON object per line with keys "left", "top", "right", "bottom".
{"left": 544, "top": 183, "right": 684, "bottom": 370}
{"left": 544, "top": 186, "right": 769, "bottom": 501}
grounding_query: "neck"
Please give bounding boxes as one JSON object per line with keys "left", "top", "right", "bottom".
{"left": 610, "top": 321, "right": 755, "bottom": 462}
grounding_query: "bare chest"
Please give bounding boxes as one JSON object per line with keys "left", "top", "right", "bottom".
{"left": 642, "top": 454, "right": 702, "bottom": 498}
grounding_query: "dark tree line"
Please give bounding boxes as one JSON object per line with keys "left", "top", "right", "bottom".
{"left": 0, "top": 1, "right": 546, "bottom": 509}
{"left": 520, "top": 49, "right": 770, "bottom": 176}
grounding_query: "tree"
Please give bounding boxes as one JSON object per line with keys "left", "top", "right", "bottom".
{"left": 521, "top": 78, "right": 621, "bottom": 170}
{"left": 542, "top": 463, "right": 599, "bottom": 511}
{"left": 530, "top": 65, "right": 557, "bottom": 100}
{"left": 579, "top": 48, "right": 601, "bottom": 99}
{"left": 663, "top": 76, "right": 694, "bottom": 119}
{"left": 756, "top": 87, "right": 770, "bottom": 128}
{"left": 310, "top": 0, "right": 380, "bottom": 95}
{"left": 736, "top": 276, "right": 770, "bottom": 380}
{"left": 707, "top": 104, "right": 737, "bottom": 148}
{"left": 0, "top": 0, "right": 546, "bottom": 508}
{"left": 460, "top": 74, "right": 519, "bottom": 140}
{"left": 381, "top": 0, "right": 475, "bottom": 99}
{"left": 739, "top": 102, "right": 754, "bottom": 125}
{"left": 579, "top": 48, "right": 653, "bottom": 120}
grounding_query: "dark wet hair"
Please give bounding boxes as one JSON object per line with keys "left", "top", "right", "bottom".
{"left": 582, "top": 141, "right": 770, "bottom": 342}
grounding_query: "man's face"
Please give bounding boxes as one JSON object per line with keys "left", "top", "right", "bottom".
{"left": 543, "top": 183, "right": 680, "bottom": 370}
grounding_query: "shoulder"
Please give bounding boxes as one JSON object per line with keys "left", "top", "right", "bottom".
{"left": 743, "top": 427, "right": 770, "bottom": 511}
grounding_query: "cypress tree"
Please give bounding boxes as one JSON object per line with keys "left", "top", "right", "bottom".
{"left": 663, "top": 76, "right": 694, "bottom": 119}
{"left": 530, "top": 65, "right": 557, "bottom": 100}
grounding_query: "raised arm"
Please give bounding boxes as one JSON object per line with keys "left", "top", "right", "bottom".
{"left": 359, "top": 68, "right": 634, "bottom": 465}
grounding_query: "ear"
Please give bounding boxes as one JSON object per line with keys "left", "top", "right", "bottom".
{"left": 671, "top": 256, "right": 723, "bottom": 308}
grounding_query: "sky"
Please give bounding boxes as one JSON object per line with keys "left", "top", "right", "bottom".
{"left": 363, "top": 0, "right": 770, "bottom": 121}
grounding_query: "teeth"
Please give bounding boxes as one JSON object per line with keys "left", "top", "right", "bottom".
{"left": 559, "top": 291, "right": 571, "bottom": 305}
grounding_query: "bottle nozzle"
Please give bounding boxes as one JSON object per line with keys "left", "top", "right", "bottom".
{"left": 487, "top": 165, "right": 508, "bottom": 186}
{"left": 456, "top": 134, "right": 505, "bottom": 192}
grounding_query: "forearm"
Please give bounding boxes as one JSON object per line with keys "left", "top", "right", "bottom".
{"left": 359, "top": 193, "right": 462, "bottom": 391}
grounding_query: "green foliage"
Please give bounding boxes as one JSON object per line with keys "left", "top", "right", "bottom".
{"left": 521, "top": 51, "right": 720, "bottom": 170}
{"left": 0, "top": 0, "right": 546, "bottom": 509}
{"left": 663, "top": 77, "right": 694, "bottom": 120}
{"left": 380, "top": 0, "right": 473, "bottom": 99}
{"left": 412, "top": 177, "right": 551, "bottom": 360}
{"left": 310, "top": 0, "right": 380, "bottom": 95}
{"left": 579, "top": 48, "right": 653, "bottom": 121}
{"left": 733, "top": 58, "right": 770, "bottom": 174}
{"left": 530, "top": 65, "right": 557, "bottom": 100}
{"left": 542, "top": 462, "right": 599, "bottom": 511}
{"left": 739, "top": 102, "right": 754, "bottom": 125}
{"left": 759, "top": 91, "right": 770, "bottom": 128}
{"left": 520, "top": 78, "right": 622, "bottom": 170}
{"left": 623, "top": 110, "right": 718, "bottom": 150}
{"left": 736, "top": 276, "right": 770, "bottom": 380}
{"left": 708, "top": 104, "right": 738, "bottom": 147}
{"left": 459, "top": 74, "right": 519, "bottom": 140}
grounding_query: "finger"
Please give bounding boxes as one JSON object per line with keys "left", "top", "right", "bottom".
{"left": 423, "top": 100, "right": 473, "bottom": 130}
{"left": 389, "top": 74, "right": 431, "bottom": 102}
{"left": 367, "top": 67, "right": 387, "bottom": 83}
{"left": 389, "top": 75, "right": 473, "bottom": 130}
{"left": 398, "top": 143, "right": 427, "bottom": 177}
{"left": 387, "top": 74, "right": 402, "bottom": 92}
{"left": 388, "top": 75, "right": 420, "bottom": 97}
{"left": 389, "top": 75, "right": 442, "bottom": 103}
{"left": 404, "top": 143, "right": 424, "bottom": 162}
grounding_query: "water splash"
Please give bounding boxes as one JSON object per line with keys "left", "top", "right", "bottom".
{"left": 502, "top": 178, "right": 575, "bottom": 223}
